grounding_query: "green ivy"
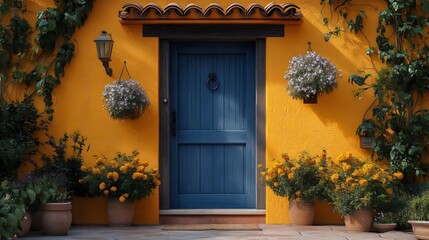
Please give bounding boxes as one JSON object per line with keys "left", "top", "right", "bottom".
{"left": 321, "top": 1, "right": 429, "bottom": 183}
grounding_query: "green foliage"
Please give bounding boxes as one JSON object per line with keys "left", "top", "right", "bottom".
{"left": 0, "top": 180, "right": 25, "bottom": 240}
{"left": 409, "top": 192, "right": 429, "bottom": 221}
{"left": 34, "top": 132, "right": 88, "bottom": 199}
{"left": 322, "top": 1, "right": 429, "bottom": 185}
{"left": 0, "top": 97, "right": 48, "bottom": 179}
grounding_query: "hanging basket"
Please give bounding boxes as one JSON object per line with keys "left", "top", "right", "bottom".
{"left": 102, "top": 61, "right": 150, "bottom": 120}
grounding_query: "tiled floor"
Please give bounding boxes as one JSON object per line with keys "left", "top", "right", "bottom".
{"left": 23, "top": 224, "right": 416, "bottom": 240}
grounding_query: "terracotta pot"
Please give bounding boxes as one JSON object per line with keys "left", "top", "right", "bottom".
{"left": 31, "top": 209, "right": 43, "bottom": 231}
{"left": 409, "top": 220, "right": 429, "bottom": 240}
{"left": 344, "top": 209, "right": 373, "bottom": 231}
{"left": 19, "top": 211, "right": 32, "bottom": 236}
{"left": 289, "top": 199, "right": 315, "bottom": 225}
{"left": 373, "top": 223, "right": 396, "bottom": 233}
{"left": 107, "top": 199, "right": 135, "bottom": 226}
{"left": 40, "top": 202, "right": 72, "bottom": 236}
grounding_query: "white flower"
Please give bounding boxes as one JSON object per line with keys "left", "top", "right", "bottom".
{"left": 102, "top": 79, "right": 150, "bottom": 119}
{"left": 284, "top": 51, "right": 340, "bottom": 100}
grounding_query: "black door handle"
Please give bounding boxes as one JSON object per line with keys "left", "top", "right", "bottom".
{"left": 171, "top": 111, "right": 176, "bottom": 136}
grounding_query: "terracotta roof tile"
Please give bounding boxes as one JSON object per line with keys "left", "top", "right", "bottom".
{"left": 119, "top": 2, "right": 303, "bottom": 23}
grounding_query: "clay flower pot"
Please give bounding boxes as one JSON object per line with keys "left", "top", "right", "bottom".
{"left": 289, "top": 199, "right": 315, "bottom": 225}
{"left": 107, "top": 199, "right": 135, "bottom": 226}
{"left": 344, "top": 209, "right": 373, "bottom": 231}
{"left": 373, "top": 223, "right": 396, "bottom": 233}
{"left": 40, "top": 202, "right": 72, "bottom": 235}
{"left": 409, "top": 221, "right": 429, "bottom": 240}
{"left": 19, "top": 211, "right": 32, "bottom": 236}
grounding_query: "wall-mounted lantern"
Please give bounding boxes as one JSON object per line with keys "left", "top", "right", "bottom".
{"left": 94, "top": 30, "right": 113, "bottom": 76}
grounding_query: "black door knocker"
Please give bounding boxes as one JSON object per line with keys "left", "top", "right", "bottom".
{"left": 207, "top": 72, "right": 219, "bottom": 91}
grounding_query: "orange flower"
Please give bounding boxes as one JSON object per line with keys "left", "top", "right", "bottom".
{"left": 104, "top": 190, "right": 109, "bottom": 195}
{"left": 99, "top": 182, "right": 106, "bottom": 190}
{"left": 107, "top": 172, "right": 113, "bottom": 179}
{"left": 92, "top": 168, "right": 100, "bottom": 175}
{"left": 112, "top": 172, "right": 119, "bottom": 182}
{"left": 393, "top": 172, "right": 403, "bottom": 180}
{"left": 119, "top": 196, "right": 126, "bottom": 203}
{"left": 330, "top": 173, "right": 339, "bottom": 183}
{"left": 119, "top": 165, "right": 128, "bottom": 174}
{"left": 359, "top": 179, "right": 368, "bottom": 187}
{"left": 273, "top": 182, "right": 279, "bottom": 187}
{"left": 386, "top": 188, "right": 393, "bottom": 195}
{"left": 110, "top": 186, "right": 117, "bottom": 192}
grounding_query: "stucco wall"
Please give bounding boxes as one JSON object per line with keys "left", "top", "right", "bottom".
{"left": 28, "top": 0, "right": 385, "bottom": 224}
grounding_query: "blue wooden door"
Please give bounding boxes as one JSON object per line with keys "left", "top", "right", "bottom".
{"left": 170, "top": 41, "right": 256, "bottom": 209}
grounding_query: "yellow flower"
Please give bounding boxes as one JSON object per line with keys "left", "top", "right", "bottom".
{"left": 133, "top": 157, "right": 140, "bottom": 163}
{"left": 342, "top": 163, "right": 351, "bottom": 172}
{"left": 346, "top": 177, "right": 353, "bottom": 183}
{"left": 295, "top": 164, "right": 301, "bottom": 169}
{"left": 119, "top": 196, "right": 126, "bottom": 203}
{"left": 112, "top": 172, "right": 119, "bottom": 182}
{"left": 104, "top": 190, "right": 109, "bottom": 195}
{"left": 372, "top": 173, "right": 379, "bottom": 180}
{"left": 99, "top": 182, "right": 106, "bottom": 190}
{"left": 81, "top": 165, "right": 87, "bottom": 171}
{"left": 350, "top": 183, "right": 357, "bottom": 190}
{"left": 119, "top": 165, "right": 128, "bottom": 174}
{"left": 107, "top": 172, "right": 113, "bottom": 179}
{"left": 273, "top": 182, "right": 279, "bottom": 187}
{"left": 137, "top": 165, "right": 146, "bottom": 172}
{"left": 393, "top": 172, "right": 403, "bottom": 180}
{"left": 345, "top": 152, "right": 353, "bottom": 160}
{"left": 295, "top": 191, "right": 301, "bottom": 197}
{"left": 330, "top": 173, "right": 339, "bottom": 183}
{"left": 386, "top": 188, "right": 393, "bottom": 195}
{"left": 318, "top": 166, "right": 324, "bottom": 172}
{"left": 154, "top": 179, "right": 161, "bottom": 186}
{"left": 153, "top": 168, "right": 158, "bottom": 173}
{"left": 295, "top": 197, "right": 301, "bottom": 203}
{"left": 341, "top": 183, "right": 347, "bottom": 189}
{"left": 352, "top": 170, "right": 362, "bottom": 177}
{"left": 260, "top": 172, "right": 267, "bottom": 176}
{"left": 92, "top": 168, "right": 100, "bottom": 175}
{"left": 142, "top": 174, "right": 148, "bottom": 180}
{"left": 110, "top": 186, "right": 117, "bottom": 192}
{"left": 123, "top": 193, "right": 129, "bottom": 198}
{"left": 288, "top": 173, "right": 295, "bottom": 180}
{"left": 132, "top": 172, "right": 140, "bottom": 180}
{"left": 257, "top": 164, "right": 263, "bottom": 169}
{"left": 359, "top": 179, "right": 368, "bottom": 187}
{"left": 380, "top": 178, "right": 387, "bottom": 185}
{"left": 335, "top": 185, "right": 341, "bottom": 191}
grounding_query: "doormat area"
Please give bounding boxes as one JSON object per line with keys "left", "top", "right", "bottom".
{"left": 162, "top": 224, "right": 261, "bottom": 231}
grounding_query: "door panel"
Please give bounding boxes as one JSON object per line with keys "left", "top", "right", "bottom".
{"left": 170, "top": 41, "right": 255, "bottom": 209}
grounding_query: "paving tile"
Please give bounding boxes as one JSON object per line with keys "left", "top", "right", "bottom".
{"left": 22, "top": 224, "right": 419, "bottom": 240}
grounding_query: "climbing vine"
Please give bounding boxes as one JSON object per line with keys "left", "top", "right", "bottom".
{"left": 0, "top": 0, "right": 93, "bottom": 179}
{"left": 320, "top": 0, "right": 429, "bottom": 183}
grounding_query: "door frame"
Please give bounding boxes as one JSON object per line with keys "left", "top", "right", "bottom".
{"left": 156, "top": 25, "right": 277, "bottom": 210}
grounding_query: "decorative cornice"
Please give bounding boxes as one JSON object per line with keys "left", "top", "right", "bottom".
{"left": 119, "top": 2, "right": 303, "bottom": 24}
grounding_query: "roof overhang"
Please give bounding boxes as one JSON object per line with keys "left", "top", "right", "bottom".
{"left": 118, "top": 2, "right": 303, "bottom": 25}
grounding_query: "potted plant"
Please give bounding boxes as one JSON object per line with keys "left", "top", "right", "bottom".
{"left": 408, "top": 192, "right": 429, "bottom": 239}
{"left": 259, "top": 151, "right": 330, "bottom": 225}
{"left": 0, "top": 180, "right": 26, "bottom": 240}
{"left": 102, "top": 79, "right": 150, "bottom": 120}
{"left": 80, "top": 150, "right": 160, "bottom": 226}
{"left": 284, "top": 50, "right": 340, "bottom": 103}
{"left": 327, "top": 152, "right": 403, "bottom": 231}
{"left": 31, "top": 132, "right": 87, "bottom": 235}
{"left": 373, "top": 211, "right": 397, "bottom": 232}
{"left": 356, "top": 119, "right": 376, "bottom": 149}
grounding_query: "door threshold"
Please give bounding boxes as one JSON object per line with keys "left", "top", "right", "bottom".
{"left": 159, "top": 209, "right": 266, "bottom": 224}
{"left": 160, "top": 209, "right": 266, "bottom": 215}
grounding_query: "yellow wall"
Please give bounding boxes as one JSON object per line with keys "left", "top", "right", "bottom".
{"left": 27, "top": 0, "right": 385, "bottom": 224}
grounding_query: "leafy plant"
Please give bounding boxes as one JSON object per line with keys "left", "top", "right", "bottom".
{"left": 0, "top": 180, "right": 25, "bottom": 240}
{"left": 284, "top": 51, "right": 340, "bottom": 100}
{"left": 102, "top": 80, "right": 151, "bottom": 120}
{"left": 409, "top": 192, "right": 429, "bottom": 221}
{"left": 80, "top": 150, "right": 160, "bottom": 202}
{"left": 327, "top": 152, "right": 403, "bottom": 216}
{"left": 259, "top": 151, "right": 330, "bottom": 202}
{"left": 321, "top": 1, "right": 429, "bottom": 185}
{"left": 34, "top": 132, "right": 88, "bottom": 199}
{"left": 0, "top": 96, "right": 48, "bottom": 179}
